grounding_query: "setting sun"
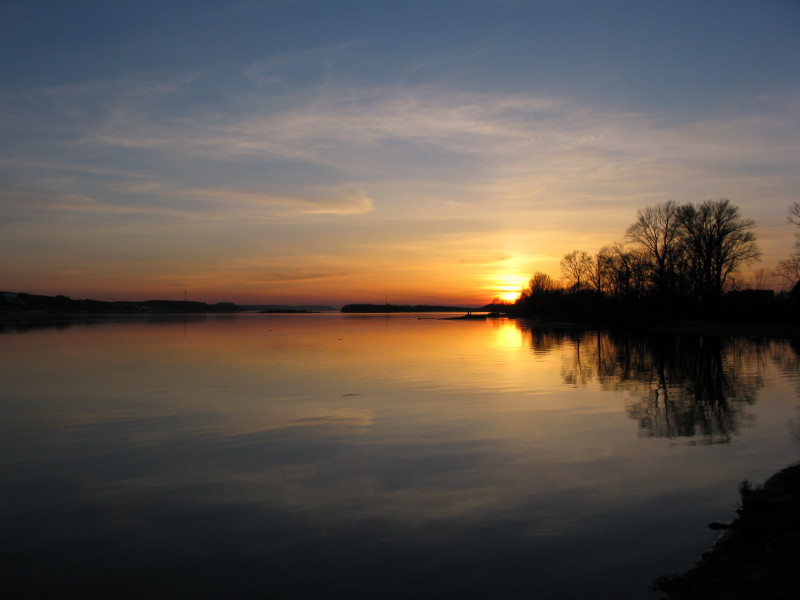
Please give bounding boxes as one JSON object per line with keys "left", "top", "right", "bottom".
{"left": 498, "top": 290, "right": 521, "bottom": 302}
{"left": 491, "top": 275, "right": 529, "bottom": 303}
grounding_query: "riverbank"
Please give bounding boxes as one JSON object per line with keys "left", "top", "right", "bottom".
{"left": 653, "top": 462, "right": 800, "bottom": 599}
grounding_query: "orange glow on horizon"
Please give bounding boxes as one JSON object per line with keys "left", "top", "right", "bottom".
{"left": 487, "top": 274, "right": 528, "bottom": 303}
{"left": 498, "top": 290, "right": 521, "bottom": 302}
{"left": 8, "top": 267, "right": 550, "bottom": 308}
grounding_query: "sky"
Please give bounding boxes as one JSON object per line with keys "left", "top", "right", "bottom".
{"left": 1, "top": 0, "right": 798, "bottom": 306}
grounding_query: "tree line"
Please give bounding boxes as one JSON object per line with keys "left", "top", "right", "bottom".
{"left": 775, "top": 201, "right": 800, "bottom": 289}
{"left": 514, "top": 199, "right": 799, "bottom": 323}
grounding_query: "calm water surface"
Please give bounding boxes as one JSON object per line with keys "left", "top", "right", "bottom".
{"left": 2, "top": 314, "right": 798, "bottom": 599}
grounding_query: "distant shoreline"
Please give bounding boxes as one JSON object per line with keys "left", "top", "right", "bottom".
{"left": 0, "top": 291, "right": 339, "bottom": 318}
{"left": 4, "top": 291, "right": 800, "bottom": 341}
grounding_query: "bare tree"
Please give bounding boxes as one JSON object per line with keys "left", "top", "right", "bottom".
{"left": 589, "top": 247, "right": 614, "bottom": 294}
{"left": 526, "top": 272, "right": 558, "bottom": 295}
{"left": 774, "top": 202, "right": 800, "bottom": 289}
{"left": 601, "top": 242, "right": 648, "bottom": 299}
{"left": 625, "top": 201, "right": 684, "bottom": 298}
{"left": 517, "top": 271, "right": 563, "bottom": 313}
{"left": 628, "top": 247, "right": 651, "bottom": 299}
{"left": 748, "top": 268, "right": 772, "bottom": 291}
{"left": 560, "top": 250, "right": 593, "bottom": 292}
{"left": 789, "top": 201, "right": 800, "bottom": 228}
{"left": 601, "top": 244, "right": 628, "bottom": 298}
{"left": 678, "top": 199, "right": 761, "bottom": 301}
{"left": 774, "top": 256, "right": 800, "bottom": 289}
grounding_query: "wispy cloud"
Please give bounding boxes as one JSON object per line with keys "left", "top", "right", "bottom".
{"left": 252, "top": 270, "right": 357, "bottom": 283}
{"left": 243, "top": 43, "right": 358, "bottom": 86}
{"left": 7, "top": 72, "right": 797, "bottom": 207}
{"left": 2, "top": 68, "right": 798, "bottom": 301}
{"left": 116, "top": 183, "right": 376, "bottom": 217}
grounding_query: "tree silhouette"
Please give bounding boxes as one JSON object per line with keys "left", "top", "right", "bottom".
{"left": 526, "top": 272, "right": 558, "bottom": 295}
{"left": 560, "top": 250, "right": 593, "bottom": 292}
{"left": 677, "top": 199, "right": 760, "bottom": 302}
{"left": 525, "top": 199, "right": 769, "bottom": 321}
{"left": 625, "top": 200, "right": 684, "bottom": 299}
{"left": 774, "top": 202, "right": 800, "bottom": 290}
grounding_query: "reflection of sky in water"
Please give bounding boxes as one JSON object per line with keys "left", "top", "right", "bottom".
{"left": 1, "top": 315, "right": 798, "bottom": 599}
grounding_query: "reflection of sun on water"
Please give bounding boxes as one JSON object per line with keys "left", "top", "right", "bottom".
{"left": 491, "top": 320, "right": 524, "bottom": 350}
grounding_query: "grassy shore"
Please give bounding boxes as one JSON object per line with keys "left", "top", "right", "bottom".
{"left": 653, "top": 462, "right": 800, "bottom": 599}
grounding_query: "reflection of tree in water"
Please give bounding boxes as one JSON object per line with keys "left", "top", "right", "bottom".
{"left": 517, "top": 324, "right": 793, "bottom": 444}
{"left": 770, "top": 338, "right": 800, "bottom": 443}
{"left": 519, "top": 327, "right": 565, "bottom": 357}
{"left": 771, "top": 338, "right": 800, "bottom": 396}
{"left": 616, "top": 334, "right": 766, "bottom": 444}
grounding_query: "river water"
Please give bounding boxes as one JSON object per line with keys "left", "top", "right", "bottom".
{"left": 2, "top": 314, "right": 798, "bottom": 599}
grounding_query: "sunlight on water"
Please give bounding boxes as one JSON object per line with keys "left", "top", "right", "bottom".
{"left": 488, "top": 318, "right": 527, "bottom": 350}
{"left": 1, "top": 314, "right": 798, "bottom": 599}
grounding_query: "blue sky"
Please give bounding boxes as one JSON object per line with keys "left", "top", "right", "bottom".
{"left": 1, "top": 0, "right": 798, "bottom": 304}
